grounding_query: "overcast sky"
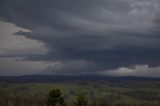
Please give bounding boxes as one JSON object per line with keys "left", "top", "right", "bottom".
{"left": 0, "top": 0, "right": 160, "bottom": 77}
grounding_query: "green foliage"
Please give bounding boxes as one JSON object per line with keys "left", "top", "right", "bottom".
{"left": 1, "top": 81, "right": 160, "bottom": 106}
{"left": 89, "top": 101, "right": 98, "bottom": 106}
{"left": 114, "top": 103, "right": 126, "bottom": 106}
{"left": 74, "top": 93, "right": 88, "bottom": 106}
{"left": 99, "top": 102, "right": 111, "bottom": 106}
{"left": 46, "top": 89, "right": 65, "bottom": 106}
{"left": 0, "top": 90, "right": 45, "bottom": 106}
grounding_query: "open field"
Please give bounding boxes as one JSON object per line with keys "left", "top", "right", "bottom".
{"left": 1, "top": 78, "right": 160, "bottom": 106}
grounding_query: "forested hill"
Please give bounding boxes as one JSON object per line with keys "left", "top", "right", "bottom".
{"left": 0, "top": 75, "right": 160, "bottom": 83}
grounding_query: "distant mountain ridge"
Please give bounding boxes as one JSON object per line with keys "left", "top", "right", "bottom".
{"left": 0, "top": 75, "right": 160, "bottom": 83}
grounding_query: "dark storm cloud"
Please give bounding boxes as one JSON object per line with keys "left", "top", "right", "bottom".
{"left": 0, "top": 0, "right": 160, "bottom": 74}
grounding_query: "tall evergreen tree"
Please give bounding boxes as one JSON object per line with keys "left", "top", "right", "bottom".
{"left": 46, "top": 89, "right": 65, "bottom": 106}
{"left": 74, "top": 93, "right": 88, "bottom": 106}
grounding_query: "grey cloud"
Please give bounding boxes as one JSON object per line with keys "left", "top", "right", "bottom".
{"left": 0, "top": 57, "right": 49, "bottom": 76}
{"left": 103, "top": 65, "right": 160, "bottom": 78}
{"left": 0, "top": 0, "right": 160, "bottom": 75}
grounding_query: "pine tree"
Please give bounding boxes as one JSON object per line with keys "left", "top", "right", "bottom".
{"left": 46, "top": 89, "right": 65, "bottom": 106}
{"left": 74, "top": 93, "right": 88, "bottom": 106}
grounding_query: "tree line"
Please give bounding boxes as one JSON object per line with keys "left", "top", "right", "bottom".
{"left": 46, "top": 89, "right": 160, "bottom": 106}
{"left": 1, "top": 88, "right": 160, "bottom": 106}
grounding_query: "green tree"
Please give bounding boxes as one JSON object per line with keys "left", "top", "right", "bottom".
{"left": 115, "top": 103, "right": 126, "bottom": 106}
{"left": 89, "top": 101, "right": 98, "bottom": 106}
{"left": 46, "top": 89, "right": 65, "bottom": 106}
{"left": 74, "top": 93, "right": 88, "bottom": 106}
